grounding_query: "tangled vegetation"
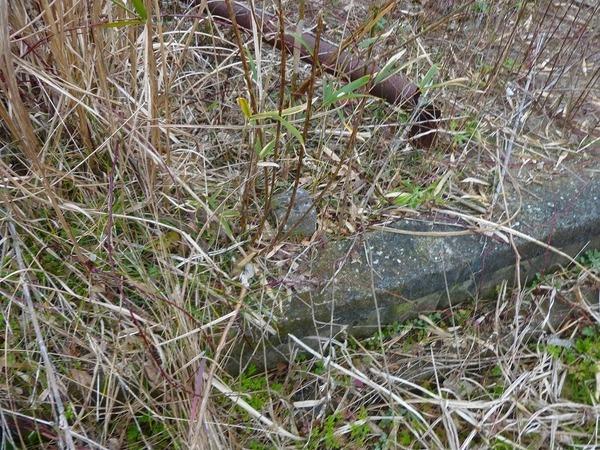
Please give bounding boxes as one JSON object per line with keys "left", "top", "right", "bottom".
{"left": 1, "top": 0, "right": 598, "bottom": 448}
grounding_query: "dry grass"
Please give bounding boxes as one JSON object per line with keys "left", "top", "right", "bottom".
{"left": 259, "top": 263, "right": 600, "bottom": 449}
{"left": 0, "top": 0, "right": 598, "bottom": 448}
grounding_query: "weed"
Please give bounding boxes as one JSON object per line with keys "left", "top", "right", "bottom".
{"left": 349, "top": 408, "right": 370, "bottom": 446}
{"left": 248, "top": 441, "right": 273, "bottom": 450}
{"left": 503, "top": 57, "right": 517, "bottom": 71}
{"left": 450, "top": 118, "right": 481, "bottom": 145}
{"left": 473, "top": 1, "right": 490, "bottom": 14}
{"left": 546, "top": 326, "right": 600, "bottom": 404}
{"left": 125, "top": 413, "right": 174, "bottom": 450}
{"left": 239, "top": 364, "right": 270, "bottom": 413}
{"left": 398, "top": 430, "right": 413, "bottom": 446}
{"left": 305, "top": 412, "right": 342, "bottom": 450}
{"left": 386, "top": 178, "right": 445, "bottom": 208}
{"left": 580, "top": 250, "right": 600, "bottom": 271}
{"left": 312, "top": 360, "right": 326, "bottom": 375}
{"left": 374, "top": 17, "right": 387, "bottom": 33}
{"left": 492, "top": 440, "right": 515, "bottom": 450}
{"left": 486, "top": 365, "right": 507, "bottom": 399}
{"left": 2, "top": 0, "right": 598, "bottom": 448}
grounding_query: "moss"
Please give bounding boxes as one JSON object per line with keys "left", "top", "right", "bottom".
{"left": 546, "top": 325, "right": 600, "bottom": 405}
{"left": 304, "top": 412, "right": 342, "bottom": 450}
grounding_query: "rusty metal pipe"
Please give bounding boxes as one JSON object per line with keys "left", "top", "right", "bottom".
{"left": 202, "top": 0, "right": 440, "bottom": 148}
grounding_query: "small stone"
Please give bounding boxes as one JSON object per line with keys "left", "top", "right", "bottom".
{"left": 107, "top": 438, "right": 121, "bottom": 450}
{"left": 271, "top": 187, "right": 317, "bottom": 238}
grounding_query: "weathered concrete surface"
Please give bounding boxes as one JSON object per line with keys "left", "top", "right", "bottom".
{"left": 271, "top": 187, "right": 317, "bottom": 238}
{"left": 233, "top": 168, "right": 600, "bottom": 371}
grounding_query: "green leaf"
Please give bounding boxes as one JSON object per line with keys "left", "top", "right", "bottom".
{"left": 373, "top": 51, "right": 406, "bottom": 85}
{"left": 249, "top": 112, "right": 304, "bottom": 147}
{"left": 251, "top": 100, "right": 312, "bottom": 119}
{"left": 358, "top": 36, "right": 379, "bottom": 49}
{"left": 257, "top": 138, "right": 276, "bottom": 159}
{"left": 337, "top": 75, "right": 371, "bottom": 96}
{"left": 110, "top": 0, "right": 135, "bottom": 15}
{"left": 323, "top": 82, "right": 333, "bottom": 104}
{"left": 391, "top": 192, "right": 413, "bottom": 207}
{"left": 323, "top": 75, "right": 371, "bottom": 107}
{"left": 276, "top": 116, "right": 304, "bottom": 146}
{"left": 244, "top": 47, "right": 258, "bottom": 82}
{"left": 102, "top": 19, "right": 145, "bottom": 28}
{"left": 373, "top": 63, "right": 398, "bottom": 85}
{"left": 130, "top": 0, "right": 147, "bottom": 20}
{"left": 419, "top": 64, "right": 439, "bottom": 91}
{"left": 287, "top": 32, "right": 314, "bottom": 56}
{"left": 582, "top": 326, "right": 597, "bottom": 337}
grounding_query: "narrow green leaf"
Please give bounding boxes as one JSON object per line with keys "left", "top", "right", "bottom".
{"left": 248, "top": 113, "right": 304, "bottom": 146}
{"left": 419, "top": 64, "right": 439, "bottom": 91}
{"left": 335, "top": 93, "right": 365, "bottom": 103}
{"left": 323, "top": 83, "right": 336, "bottom": 106}
{"left": 102, "top": 19, "right": 145, "bottom": 29}
{"left": 392, "top": 192, "right": 413, "bottom": 206}
{"left": 337, "top": 75, "right": 371, "bottom": 97}
{"left": 277, "top": 116, "right": 304, "bottom": 146}
{"left": 373, "top": 64, "right": 396, "bottom": 85}
{"left": 288, "top": 32, "right": 314, "bottom": 56}
{"left": 130, "top": 0, "right": 147, "bottom": 20}
{"left": 373, "top": 50, "right": 406, "bottom": 85}
{"left": 323, "top": 75, "right": 371, "bottom": 107}
{"left": 258, "top": 138, "right": 276, "bottom": 159}
{"left": 244, "top": 48, "right": 258, "bottom": 82}
{"left": 110, "top": 0, "right": 135, "bottom": 15}
{"left": 323, "top": 82, "right": 333, "bottom": 104}
{"left": 251, "top": 100, "right": 313, "bottom": 119}
{"left": 358, "top": 36, "right": 379, "bottom": 49}
{"left": 278, "top": 102, "right": 309, "bottom": 117}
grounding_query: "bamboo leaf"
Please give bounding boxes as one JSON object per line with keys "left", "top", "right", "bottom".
{"left": 277, "top": 116, "right": 304, "bottom": 146}
{"left": 251, "top": 99, "right": 314, "bottom": 119}
{"left": 258, "top": 138, "right": 276, "bottom": 159}
{"left": 248, "top": 113, "right": 304, "bottom": 147}
{"left": 110, "top": 0, "right": 136, "bottom": 15}
{"left": 130, "top": 0, "right": 147, "bottom": 20}
{"left": 373, "top": 50, "right": 406, "bottom": 85}
{"left": 419, "top": 64, "right": 439, "bottom": 91}
{"left": 288, "top": 32, "right": 314, "bottom": 56}
{"left": 323, "top": 75, "right": 371, "bottom": 107}
{"left": 102, "top": 19, "right": 145, "bottom": 28}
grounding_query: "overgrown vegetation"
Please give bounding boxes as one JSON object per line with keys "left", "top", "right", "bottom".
{"left": 1, "top": 0, "right": 598, "bottom": 448}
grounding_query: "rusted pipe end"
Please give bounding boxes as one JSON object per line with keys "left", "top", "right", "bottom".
{"left": 204, "top": 0, "right": 440, "bottom": 149}
{"left": 408, "top": 102, "right": 441, "bottom": 149}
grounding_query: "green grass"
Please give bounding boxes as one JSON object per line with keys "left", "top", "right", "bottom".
{"left": 546, "top": 325, "right": 600, "bottom": 405}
